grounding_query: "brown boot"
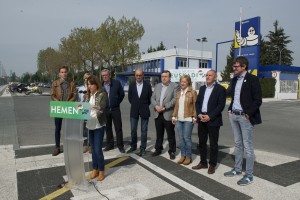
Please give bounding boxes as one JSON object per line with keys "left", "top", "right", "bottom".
{"left": 177, "top": 157, "right": 185, "bottom": 164}
{"left": 89, "top": 169, "right": 99, "bottom": 179}
{"left": 98, "top": 171, "right": 105, "bottom": 181}
{"left": 183, "top": 157, "right": 192, "bottom": 165}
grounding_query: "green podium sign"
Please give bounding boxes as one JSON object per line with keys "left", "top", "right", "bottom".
{"left": 50, "top": 101, "right": 90, "bottom": 120}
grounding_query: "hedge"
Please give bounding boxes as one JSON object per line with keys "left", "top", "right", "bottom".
{"left": 259, "top": 78, "right": 276, "bottom": 98}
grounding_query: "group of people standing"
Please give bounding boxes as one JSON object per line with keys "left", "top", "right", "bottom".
{"left": 50, "top": 56, "right": 262, "bottom": 186}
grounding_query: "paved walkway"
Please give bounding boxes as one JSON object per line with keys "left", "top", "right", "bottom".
{"left": 1, "top": 87, "right": 300, "bottom": 200}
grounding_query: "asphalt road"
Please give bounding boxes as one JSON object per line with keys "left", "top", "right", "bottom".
{"left": 12, "top": 94, "right": 300, "bottom": 158}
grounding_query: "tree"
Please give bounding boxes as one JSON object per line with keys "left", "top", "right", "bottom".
{"left": 115, "top": 16, "right": 145, "bottom": 72}
{"left": 10, "top": 72, "right": 18, "bottom": 82}
{"left": 37, "top": 47, "right": 64, "bottom": 81}
{"left": 264, "top": 20, "right": 293, "bottom": 65}
{"left": 221, "top": 42, "right": 234, "bottom": 81}
{"left": 147, "top": 41, "right": 167, "bottom": 53}
{"left": 20, "top": 72, "right": 31, "bottom": 83}
{"left": 60, "top": 27, "right": 99, "bottom": 75}
{"left": 260, "top": 34, "right": 269, "bottom": 66}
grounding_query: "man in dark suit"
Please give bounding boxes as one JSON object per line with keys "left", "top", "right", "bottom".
{"left": 192, "top": 70, "right": 226, "bottom": 174}
{"left": 224, "top": 56, "right": 262, "bottom": 186}
{"left": 101, "top": 69, "right": 125, "bottom": 153}
{"left": 151, "top": 70, "right": 179, "bottom": 160}
{"left": 127, "top": 68, "right": 153, "bottom": 156}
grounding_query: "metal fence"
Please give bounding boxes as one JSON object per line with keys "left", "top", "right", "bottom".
{"left": 280, "top": 80, "right": 298, "bottom": 93}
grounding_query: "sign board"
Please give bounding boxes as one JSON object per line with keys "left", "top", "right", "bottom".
{"left": 50, "top": 101, "right": 90, "bottom": 120}
{"left": 234, "top": 16, "right": 261, "bottom": 75}
{"left": 169, "top": 69, "right": 211, "bottom": 82}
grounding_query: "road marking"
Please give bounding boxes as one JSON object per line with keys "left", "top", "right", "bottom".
{"left": 130, "top": 153, "right": 219, "bottom": 200}
{"left": 39, "top": 156, "right": 129, "bottom": 200}
{"left": 220, "top": 147, "right": 299, "bottom": 166}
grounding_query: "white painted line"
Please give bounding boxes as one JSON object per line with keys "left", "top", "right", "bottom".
{"left": 19, "top": 143, "right": 56, "bottom": 149}
{"left": 159, "top": 145, "right": 300, "bottom": 200}
{"left": 220, "top": 147, "right": 299, "bottom": 166}
{"left": 0, "top": 145, "right": 18, "bottom": 200}
{"left": 130, "top": 153, "right": 219, "bottom": 200}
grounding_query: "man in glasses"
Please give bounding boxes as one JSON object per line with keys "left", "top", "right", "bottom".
{"left": 77, "top": 72, "right": 91, "bottom": 153}
{"left": 224, "top": 56, "right": 262, "bottom": 186}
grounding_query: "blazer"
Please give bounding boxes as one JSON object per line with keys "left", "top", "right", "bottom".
{"left": 196, "top": 83, "right": 226, "bottom": 127}
{"left": 102, "top": 79, "right": 125, "bottom": 111}
{"left": 228, "top": 72, "right": 262, "bottom": 125}
{"left": 151, "top": 82, "right": 179, "bottom": 120}
{"left": 128, "top": 81, "right": 153, "bottom": 118}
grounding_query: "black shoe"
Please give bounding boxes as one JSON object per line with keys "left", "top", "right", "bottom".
{"left": 119, "top": 148, "right": 125, "bottom": 153}
{"left": 52, "top": 147, "right": 61, "bottom": 156}
{"left": 139, "top": 148, "right": 146, "bottom": 156}
{"left": 152, "top": 150, "right": 162, "bottom": 157}
{"left": 169, "top": 152, "right": 176, "bottom": 160}
{"left": 126, "top": 147, "right": 136, "bottom": 154}
{"left": 104, "top": 146, "right": 114, "bottom": 151}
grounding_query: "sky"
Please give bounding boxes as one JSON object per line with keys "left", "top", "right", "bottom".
{"left": 1, "top": 0, "right": 300, "bottom": 76}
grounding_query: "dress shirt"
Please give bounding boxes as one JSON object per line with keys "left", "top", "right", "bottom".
{"left": 232, "top": 71, "right": 247, "bottom": 111}
{"left": 201, "top": 82, "right": 216, "bottom": 113}
{"left": 136, "top": 81, "right": 143, "bottom": 98}
{"left": 159, "top": 83, "right": 169, "bottom": 106}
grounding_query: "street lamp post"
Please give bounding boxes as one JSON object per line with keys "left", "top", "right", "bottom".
{"left": 276, "top": 47, "right": 284, "bottom": 65}
{"left": 196, "top": 37, "right": 207, "bottom": 68}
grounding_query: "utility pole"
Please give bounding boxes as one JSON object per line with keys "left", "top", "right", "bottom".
{"left": 196, "top": 37, "right": 207, "bottom": 68}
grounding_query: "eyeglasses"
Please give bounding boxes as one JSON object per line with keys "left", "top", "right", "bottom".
{"left": 232, "top": 65, "right": 241, "bottom": 69}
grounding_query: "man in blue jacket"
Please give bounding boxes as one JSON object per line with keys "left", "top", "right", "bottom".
{"left": 101, "top": 69, "right": 125, "bottom": 153}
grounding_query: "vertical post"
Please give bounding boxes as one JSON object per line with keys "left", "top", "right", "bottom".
{"left": 63, "top": 119, "right": 85, "bottom": 185}
{"left": 215, "top": 43, "right": 219, "bottom": 72}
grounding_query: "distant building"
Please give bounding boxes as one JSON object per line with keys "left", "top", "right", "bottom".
{"left": 116, "top": 48, "right": 213, "bottom": 89}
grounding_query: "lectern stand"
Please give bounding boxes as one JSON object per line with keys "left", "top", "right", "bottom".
{"left": 50, "top": 101, "right": 91, "bottom": 188}
{"left": 63, "top": 119, "right": 85, "bottom": 185}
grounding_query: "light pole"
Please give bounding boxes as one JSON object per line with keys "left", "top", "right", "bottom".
{"left": 276, "top": 47, "right": 284, "bottom": 65}
{"left": 196, "top": 37, "right": 207, "bottom": 68}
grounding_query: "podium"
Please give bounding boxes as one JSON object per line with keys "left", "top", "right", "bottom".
{"left": 50, "top": 101, "right": 90, "bottom": 185}
{"left": 63, "top": 119, "right": 85, "bottom": 184}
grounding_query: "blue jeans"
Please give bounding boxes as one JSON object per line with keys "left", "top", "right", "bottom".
{"left": 176, "top": 121, "right": 194, "bottom": 158}
{"left": 130, "top": 117, "right": 149, "bottom": 150}
{"left": 229, "top": 114, "right": 254, "bottom": 177}
{"left": 89, "top": 127, "right": 105, "bottom": 171}
{"left": 54, "top": 118, "right": 63, "bottom": 148}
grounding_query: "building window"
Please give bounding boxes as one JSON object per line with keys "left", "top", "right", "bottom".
{"left": 199, "top": 60, "right": 208, "bottom": 68}
{"left": 178, "top": 58, "right": 187, "bottom": 67}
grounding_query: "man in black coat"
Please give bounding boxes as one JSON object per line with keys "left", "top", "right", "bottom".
{"left": 192, "top": 70, "right": 226, "bottom": 174}
{"left": 101, "top": 69, "right": 125, "bottom": 153}
{"left": 224, "top": 56, "right": 262, "bottom": 186}
{"left": 127, "top": 68, "right": 153, "bottom": 156}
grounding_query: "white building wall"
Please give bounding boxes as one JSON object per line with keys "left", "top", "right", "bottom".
{"left": 164, "top": 57, "right": 176, "bottom": 71}
{"left": 188, "top": 59, "right": 199, "bottom": 69}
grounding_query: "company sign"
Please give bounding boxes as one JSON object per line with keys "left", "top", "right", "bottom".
{"left": 50, "top": 101, "right": 90, "bottom": 120}
{"left": 169, "top": 69, "right": 210, "bottom": 82}
{"left": 234, "top": 16, "right": 261, "bottom": 75}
